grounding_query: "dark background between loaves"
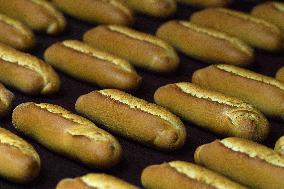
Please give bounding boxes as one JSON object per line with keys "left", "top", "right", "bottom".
{"left": 1, "top": 0, "right": 284, "bottom": 188}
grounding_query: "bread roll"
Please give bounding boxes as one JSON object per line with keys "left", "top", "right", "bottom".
{"left": 75, "top": 89, "right": 186, "bottom": 150}
{"left": 154, "top": 82, "right": 269, "bottom": 141}
{"left": 0, "top": 43, "right": 60, "bottom": 95}
{"left": 191, "top": 8, "right": 283, "bottom": 51}
{"left": 192, "top": 64, "right": 284, "bottom": 119}
{"left": 44, "top": 40, "right": 141, "bottom": 91}
{"left": 141, "top": 161, "right": 247, "bottom": 189}
{"left": 12, "top": 102, "right": 122, "bottom": 169}
{"left": 0, "top": 128, "right": 40, "bottom": 183}
{"left": 195, "top": 137, "right": 284, "bottom": 189}
{"left": 156, "top": 20, "right": 254, "bottom": 66}
{"left": 83, "top": 25, "right": 179, "bottom": 73}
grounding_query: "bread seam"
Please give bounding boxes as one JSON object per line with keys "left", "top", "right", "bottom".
{"left": 175, "top": 82, "right": 253, "bottom": 109}
{"left": 108, "top": 0, "right": 133, "bottom": 17}
{"left": 0, "top": 14, "right": 30, "bottom": 36}
{"left": 220, "top": 138, "right": 284, "bottom": 168}
{"left": 107, "top": 25, "right": 173, "bottom": 52}
{"left": 169, "top": 161, "right": 230, "bottom": 189}
{"left": 216, "top": 64, "right": 284, "bottom": 91}
{"left": 178, "top": 21, "right": 252, "bottom": 54}
{"left": 61, "top": 40, "right": 133, "bottom": 72}
{"left": 34, "top": 103, "right": 112, "bottom": 142}
{"left": 80, "top": 174, "right": 108, "bottom": 188}
{"left": 98, "top": 89, "right": 183, "bottom": 131}
{"left": 217, "top": 8, "right": 280, "bottom": 33}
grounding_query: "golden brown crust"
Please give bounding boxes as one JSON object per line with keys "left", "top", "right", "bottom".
{"left": 156, "top": 20, "right": 254, "bottom": 66}
{"left": 275, "top": 66, "right": 284, "bottom": 83}
{"left": 275, "top": 136, "right": 284, "bottom": 155}
{"left": 191, "top": 8, "right": 283, "bottom": 51}
{"left": 176, "top": 0, "right": 232, "bottom": 7}
{"left": 56, "top": 173, "right": 139, "bottom": 189}
{"left": 0, "top": 43, "right": 60, "bottom": 95}
{"left": 12, "top": 102, "right": 122, "bottom": 169}
{"left": 75, "top": 89, "right": 186, "bottom": 150}
{"left": 0, "top": 14, "right": 35, "bottom": 50}
{"left": 141, "top": 161, "right": 247, "bottom": 189}
{"left": 0, "top": 83, "right": 14, "bottom": 117}
{"left": 154, "top": 82, "right": 269, "bottom": 142}
{"left": 252, "top": 2, "right": 284, "bottom": 32}
{"left": 44, "top": 40, "right": 141, "bottom": 91}
{"left": 192, "top": 64, "right": 284, "bottom": 118}
{"left": 0, "top": 128, "right": 40, "bottom": 183}
{"left": 194, "top": 137, "right": 284, "bottom": 189}
{"left": 52, "top": 0, "right": 134, "bottom": 25}
{"left": 119, "top": 0, "right": 176, "bottom": 17}
{"left": 83, "top": 25, "right": 179, "bottom": 73}
{"left": 0, "top": 0, "right": 66, "bottom": 34}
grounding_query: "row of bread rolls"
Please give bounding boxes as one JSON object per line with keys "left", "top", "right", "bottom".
{"left": 142, "top": 137, "right": 284, "bottom": 189}
{"left": 49, "top": 0, "right": 234, "bottom": 24}
{"left": 1, "top": 1, "right": 284, "bottom": 187}
{"left": 0, "top": 0, "right": 233, "bottom": 51}
{"left": 6, "top": 96, "right": 284, "bottom": 187}
{"left": 2, "top": 20, "right": 284, "bottom": 97}
{"left": 0, "top": 0, "right": 234, "bottom": 50}
{"left": 0, "top": 37, "right": 283, "bottom": 159}
{"left": 2, "top": 67, "right": 284, "bottom": 184}
{"left": 2, "top": 3, "right": 284, "bottom": 94}
{"left": 1, "top": 88, "right": 185, "bottom": 183}
{"left": 0, "top": 0, "right": 284, "bottom": 53}
{"left": 5, "top": 68, "right": 284, "bottom": 183}
{"left": 54, "top": 137, "right": 284, "bottom": 189}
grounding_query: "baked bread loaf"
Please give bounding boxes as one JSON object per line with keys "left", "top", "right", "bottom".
{"left": 156, "top": 20, "right": 254, "bottom": 66}
{"left": 75, "top": 89, "right": 186, "bottom": 150}
{"left": 141, "top": 161, "right": 247, "bottom": 189}
{"left": 12, "top": 102, "right": 122, "bottom": 169}
{"left": 0, "top": 83, "right": 14, "bottom": 117}
{"left": 0, "top": 14, "right": 34, "bottom": 50}
{"left": 44, "top": 40, "right": 141, "bottom": 91}
{"left": 56, "top": 173, "right": 139, "bottom": 189}
{"left": 275, "top": 66, "right": 284, "bottom": 82}
{"left": 191, "top": 8, "right": 283, "bottom": 51}
{"left": 0, "top": 43, "right": 60, "bottom": 95}
{"left": 0, "top": 0, "right": 66, "bottom": 35}
{"left": 0, "top": 127, "right": 40, "bottom": 183}
{"left": 118, "top": 0, "right": 176, "bottom": 17}
{"left": 252, "top": 2, "right": 284, "bottom": 32}
{"left": 176, "top": 0, "right": 232, "bottom": 7}
{"left": 154, "top": 82, "right": 269, "bottom": 142}
{"left": 192, "top": 64, "right": 284, "bottom": 119}
{"left": 52, "top": 0, "right": 134, "bottom": 25}
{"left": 195, "top": 137, "right": 284, "bottom": 189}
{"left": 83, "top": 25, "right": 179, "bottom": 73}
{"left": 275, "top": 136, "right": 284, "bottom": 155}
